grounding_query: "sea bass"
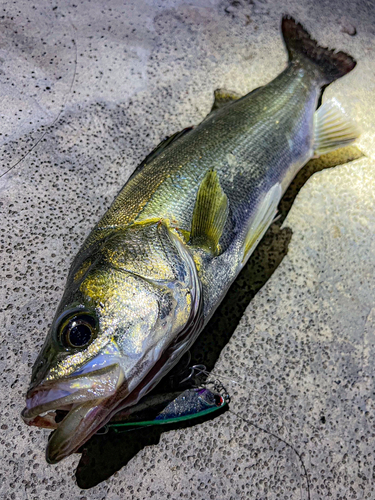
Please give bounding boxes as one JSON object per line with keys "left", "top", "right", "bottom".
{"left": 22, "top": 17, "right": 359, "bottom": 463}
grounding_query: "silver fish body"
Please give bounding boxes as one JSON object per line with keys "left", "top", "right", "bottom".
{"left": 22, "top": 17, "right": 359, "bottom": 462}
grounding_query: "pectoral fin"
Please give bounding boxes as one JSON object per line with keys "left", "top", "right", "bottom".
{"left": 189, "top": 169, "right": 229, "bottom": 256}
{"left": 242, "top": 183, "right": 282, "bottom": 262}
{"left": 314, "top": 99, "right": 360, "bottom": 156}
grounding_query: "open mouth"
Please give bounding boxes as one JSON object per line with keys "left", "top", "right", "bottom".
{"left": 21, "top": 363, "right": 124, "bottom": 463}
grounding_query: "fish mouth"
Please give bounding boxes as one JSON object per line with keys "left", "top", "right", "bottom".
{"left": 21, "top": 363, "right": 124, "bottom": 463}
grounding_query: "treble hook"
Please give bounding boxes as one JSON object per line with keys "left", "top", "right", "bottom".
{"left": 179, "top": 364, "right": 209, "bottom": 384}
{"left": 204, "top": 379, "right": 231, "bottom": 404}
{"left": 95, "top": 425, "right": 109, "bottom": 435}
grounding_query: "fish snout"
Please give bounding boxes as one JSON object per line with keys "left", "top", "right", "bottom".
{"left": 22, "top": 363, "right": 124, "bottom": 427}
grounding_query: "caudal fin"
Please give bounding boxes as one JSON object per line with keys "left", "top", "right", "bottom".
{"left": 282, "top": 16, "right": 356, "bottom": 84}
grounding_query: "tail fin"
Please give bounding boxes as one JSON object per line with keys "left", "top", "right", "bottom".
{"left": 282, "top": 16, "right": 356, "bottom": 84}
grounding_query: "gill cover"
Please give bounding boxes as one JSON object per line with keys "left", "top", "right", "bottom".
{"left": 23, "top": 220, "right": 203, "bottom": 462}
{"left": 30, "top": 220, "right": 202, "bottom": 388}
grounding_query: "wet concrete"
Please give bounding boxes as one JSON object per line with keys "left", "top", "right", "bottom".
{"left": 1, "top": 0, "right": 375, "bottom": 498}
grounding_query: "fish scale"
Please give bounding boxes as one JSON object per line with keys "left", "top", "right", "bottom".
{"left": 90, "top": 65, "right": 317, "bottom": 255}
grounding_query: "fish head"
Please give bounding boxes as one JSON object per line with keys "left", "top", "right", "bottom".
{"left": 22, "top": 221, "right": 202, "bottom": 463}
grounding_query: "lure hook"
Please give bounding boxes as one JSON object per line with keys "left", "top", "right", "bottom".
{"left": 179, "top": 364, "right": 209, "bottom": 384}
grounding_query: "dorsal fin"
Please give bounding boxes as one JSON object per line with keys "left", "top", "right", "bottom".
{"left": 144, "top": 127, "right": 193, "bottom": 164}
{"left": 210, "top": 87, "right": 264, "bottom": 114}
{"left": 189, "top": 169, "right": 228, "bottom": 256}
{"left": 211, "top": 88, "right": 242, "bottom": 112}
{"left": 128, "top": 127, "right": 193, "bottom": 181}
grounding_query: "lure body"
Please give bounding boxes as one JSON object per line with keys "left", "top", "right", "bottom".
{"left": 106, "top": 387, "right": 227, "bottom": 431}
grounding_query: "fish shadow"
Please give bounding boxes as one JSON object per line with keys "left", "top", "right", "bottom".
{"left": 76, "top": 404, "right": 228, "bottom": 488}
{"left": 75, "top": 145, "right": 362, "bottom": 489}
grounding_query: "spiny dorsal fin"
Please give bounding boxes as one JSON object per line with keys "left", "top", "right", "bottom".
{"left": 314, "top": 99, "right": 360, "bottom": 156}
{"left": 211, "top": 88, "right": 242, "bottom": 112}
{"left": 128, "top": 127, "right": 193, "bottom": 182}
{"left": 145, "top": 127, "right": 193, "bottom": 163}
{"left": 189, "top": 169, "right": 229, "bottom": 256}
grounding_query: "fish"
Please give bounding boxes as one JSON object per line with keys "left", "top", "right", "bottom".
{"left": 22, "top": 16, "right": 359, "bottom": 463}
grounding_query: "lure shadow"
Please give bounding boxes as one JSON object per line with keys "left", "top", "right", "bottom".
{"left": 75, "top": 145, "right": 362, "bottom": 489}
{"left": 76, "top": 404, "right": 228, "bottom": 488}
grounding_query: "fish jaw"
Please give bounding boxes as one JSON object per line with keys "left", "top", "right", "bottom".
{"left": 42, "top": 300, "right": 203, "bottom": 463}
{"left": 22, "top": 222, "right": 203, "bottom": 462}
{"left": 45, "top": 398, "right": 115, "bottom": 464}
{"left": 21, "top": 362, "right": 125, "bottom": 462}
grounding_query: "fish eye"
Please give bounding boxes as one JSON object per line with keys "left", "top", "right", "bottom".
{"left": 60, "top": 313, "right": 97, "bottom": 349}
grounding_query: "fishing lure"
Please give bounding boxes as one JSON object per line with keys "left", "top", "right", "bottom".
{"left": 107, "top": 386, "right": 227, "bottom": 433}
{"left": 95, "top": 362, "right": 229, "bottom": 432}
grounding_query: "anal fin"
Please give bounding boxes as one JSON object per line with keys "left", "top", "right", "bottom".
{"left": 242, "top": 183, "right": 282, "bottom": 262}
{"left": 314, "top": 99, "right": 360, "bottom": 156}
{"left": 189, "top": 169, "right": 229, "bottom": 256}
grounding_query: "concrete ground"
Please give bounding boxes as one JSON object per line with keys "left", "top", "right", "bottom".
{"left": 1, "top": 0, "right": 375, "bottom": 498}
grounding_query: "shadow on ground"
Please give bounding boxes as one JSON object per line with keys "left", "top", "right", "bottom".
{"left": 75, "top": 145, "right": 362, "bottom": 489}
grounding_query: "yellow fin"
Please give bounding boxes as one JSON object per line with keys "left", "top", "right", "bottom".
{"left": 211, "top": 88, "right": 241, "bottom": 111}
{"left": 314, "top": 99, "right": 360, "bottom": 156}
{"left": 190, "top": 169, "right": 228, "bottom": 256}
{"left": 243, "top": 183, "right": 282, "bottom": 262}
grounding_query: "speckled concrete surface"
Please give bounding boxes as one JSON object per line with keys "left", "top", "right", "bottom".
{"left": 1, "top": 0, "right": 375, "bottom": 498}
